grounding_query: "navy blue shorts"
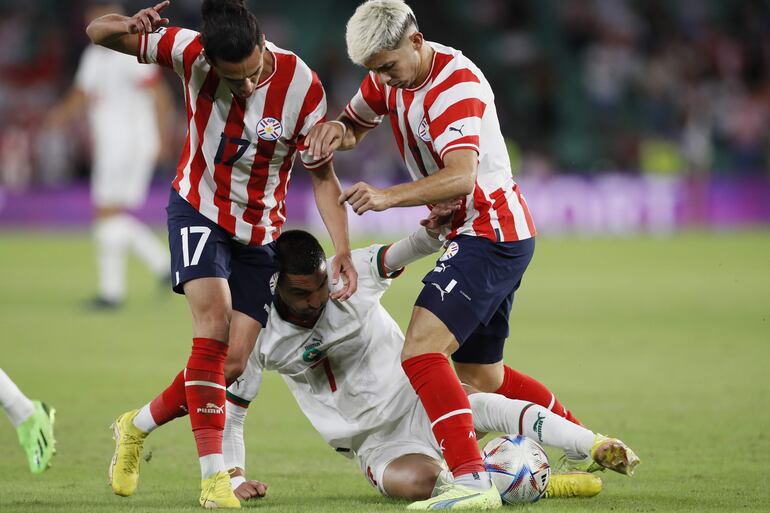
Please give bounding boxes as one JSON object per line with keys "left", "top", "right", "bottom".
{"left": 414, "top": 235, "right": 535, "bottom": 364}
{"left": 166, "top": 189, "right": 279, "bottom": 327}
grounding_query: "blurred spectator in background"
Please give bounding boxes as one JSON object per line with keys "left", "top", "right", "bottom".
{"left": 44, "top": 1, "right": 173, "bottom": 309}
{"left": 0, "top": 0, "right": 768, "bottom": 191}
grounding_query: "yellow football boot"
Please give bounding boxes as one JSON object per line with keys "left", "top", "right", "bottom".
{"left": 108, "top": 409, "right": 147, "bottom": 496}
{"left": 544, "top": 472, "right": 602, "bottom": 498}
{"left": 199, "top": 471, "right": 241, "bottom": 509}
{"left": 590, "top": 434, "right": 641, "bottom": 476}
{"left": 407, "top": 482, "right": 502, "bottom": 510}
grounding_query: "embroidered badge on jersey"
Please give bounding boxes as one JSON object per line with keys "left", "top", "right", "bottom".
{"left": 257, "top": 117, "right": 283, "bottom": 141}
{"left": 439, "top": 241, "right": 459, "bottom": 261}
{"left": 418, "top": 118, "right": 432, "bottom": 142}
{"left": 302, "top": 338, "right": 324, "bottom": 363}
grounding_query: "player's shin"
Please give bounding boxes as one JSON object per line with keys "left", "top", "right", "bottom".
{"left": 185, "top": 337, "right": 229, "bottom": 479}
{"left": 133, "top": 370, "right": 188, "bottom": 433}
{"left": 468, "top": 393, "right": 594, "bottom": 460}
{"left": 402, "top": 353, "right": 491, "bottom": 490}
{"left": 496, "top": 365, "right": 581, "bottom": 425}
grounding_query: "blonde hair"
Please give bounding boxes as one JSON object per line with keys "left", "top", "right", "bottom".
{"left": 345, "top": 0, "right": 418, "bottom": 66}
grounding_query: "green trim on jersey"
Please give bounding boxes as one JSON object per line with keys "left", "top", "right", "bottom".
{"left": 376, "top": 244, "right": 405, "bottom": 279}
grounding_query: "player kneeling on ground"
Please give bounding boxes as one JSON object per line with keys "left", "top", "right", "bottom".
{"left": 223, "top": 228, "right": 640, "bottom": 504}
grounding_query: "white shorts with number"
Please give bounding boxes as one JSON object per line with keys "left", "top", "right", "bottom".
{"left": 355, "top": 397, "right": 445, "bottom": 496}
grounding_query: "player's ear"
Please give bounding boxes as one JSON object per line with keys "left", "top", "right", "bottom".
{"left": 410, "top": 32, "right": 424, "bottom": 50}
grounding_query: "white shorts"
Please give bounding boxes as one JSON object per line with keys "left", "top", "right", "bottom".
{"left": 91, "top": 140, "right": 158, "bottom": 209}
{"left": 355, "top": 398, "right": 444, "bottom": 496}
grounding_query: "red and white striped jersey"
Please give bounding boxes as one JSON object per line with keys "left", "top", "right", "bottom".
{"left": 345, "top": 42, "right": 535, "bottom": 242}
{"left": 138, "top": 27, "right": 331, "bottom": 245}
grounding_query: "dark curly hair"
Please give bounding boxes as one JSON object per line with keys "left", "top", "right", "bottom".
{"left": 201, "top": 0, "right": 262, "bottom": 63}
{"left": 275, "top": 230, "right": 327, "bottom": 282}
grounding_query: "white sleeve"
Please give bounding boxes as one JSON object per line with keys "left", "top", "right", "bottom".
{"left": 298, "top": 74, "right": 333, "bottom": 170}
{"left": 382, "top": 228, "right": 444, "bottom": 272}
{"left": 343, "top": 72, "right": 387, "bottom": 128}
{"left": 223, "top": 352, "right": 263, "bottom": 475}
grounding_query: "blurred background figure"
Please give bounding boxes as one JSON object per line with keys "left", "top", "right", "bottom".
{"left": 1, "top": 0, "right": 767, "bottom": 239}
{"left": 0, "top": 369, "right": 56, "bottom": 474}
{"left": 44, "top": 1, "right": 173, "bottom": 309}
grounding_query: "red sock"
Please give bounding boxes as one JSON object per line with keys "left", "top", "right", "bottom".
{"left": 496, "top": 365, "right": 582, "bottom": 425}
{"left": 403, "top": 353, "right": 485, "bottom": 477}
{"left": 185, "top": 338, "right": 228, "bottom": 457}
{"left": 148, "top": 370, "right": 188, "bottom": 426}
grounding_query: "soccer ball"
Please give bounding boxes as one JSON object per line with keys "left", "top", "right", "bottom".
{"left": 482, "top": 434, "right": 550, "bottom": 504}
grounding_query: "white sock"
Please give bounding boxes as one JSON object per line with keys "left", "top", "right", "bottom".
{"left": 454, "top": 470, "right": 492, "bottom": 490}
{"left": 132, "top": 403, "right": 159, "bottom": 434}
{"left": 200, "top": 453, "right": 227, "bottom": 480}
{"left": 0, "top": 369, "right": 36, "bottom": 427}
{"left": 223, "top": 402, "right": 248, "bottom": 472}
{"left": 94, "top": 216, "right": 131, "bottom": 302}
{"left": 123, "top": 216, "right": 168, "bottom": 278}
{"left": 469, "top": 393, "right": 595, "bottom": 460}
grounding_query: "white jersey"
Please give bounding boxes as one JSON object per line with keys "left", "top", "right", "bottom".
{"left": 236, "top": 245, "right": 418, "bottom": 455}
{"left": 345, "top": 42, "right": 535, "bottom": 242}
{"left": 75, "top": 44, "right": 160, "bottom": 162}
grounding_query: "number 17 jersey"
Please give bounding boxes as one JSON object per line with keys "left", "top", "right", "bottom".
{"left": 139, "top": 27, "right": 331, "bottom": 246}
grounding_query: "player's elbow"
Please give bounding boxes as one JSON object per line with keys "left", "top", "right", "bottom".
{"left": 85, "top": 22, "right": 103, "bottom": 44}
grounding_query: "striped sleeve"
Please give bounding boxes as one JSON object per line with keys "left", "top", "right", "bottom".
{"left": 137, "top": 27, "right": 201, "bottom": 78}
{"left": 297, "top": 72, "right": 333, "bottom": 170}
{"left": 425, "top": 68, "right": 487, "bottom": 161}
{"left": 343, "top": 72, "right": 387, "bottom": 128}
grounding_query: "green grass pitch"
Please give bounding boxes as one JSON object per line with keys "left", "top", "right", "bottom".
{"left": 0, "top": 230, "right": 768, "bottom": 512}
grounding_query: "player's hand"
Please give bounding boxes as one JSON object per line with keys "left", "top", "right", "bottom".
{"left": 420, "top": 198, "right": 462, "bottom": 233}
{"left": 233, "top": 479, "right": 269, "bottom": 500}
{"left": 305, "top": 121, "right": 345, "bottom": 161}
{"left": 127, "top": 1, "right": 171, "bottom": 34}
{"left": 330, "top": 251, "right": 357, "bottom": 301}
{"left": 339, "top": 182, "right": 392, "bottom": 215}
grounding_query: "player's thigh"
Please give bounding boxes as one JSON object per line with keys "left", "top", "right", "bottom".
{"left": 228, "top": 240, "right": 279, "bottom": 329}
{"left": 402, "top": 306, "right": 460, "bottom": 359}
{"left": 167, "top": 188, "right": 233, "bottom": 292}
{"left": 451, "top": 294, "right": 514, "bottom": 390}
{"left": 183, "top": 277, "right": 232, "bottom": 340}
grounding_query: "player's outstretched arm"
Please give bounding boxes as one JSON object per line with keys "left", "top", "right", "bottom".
{"left": 309, "top": 163, "right": 358, "bottom": 300}
{"left": 86, "top": 0, "right": 170, "bottom": 56}
{"left": 340, "top": 149, "right": 478, "bottom": 215}
{"left": 305, "top": 113, "right": 372, "bottom": 160}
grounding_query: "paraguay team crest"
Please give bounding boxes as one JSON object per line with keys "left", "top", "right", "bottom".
{"left": 418, "top": 118, "right": 432, "bottom": 142}
{"left": 439, "top": 241, "right": 459, "bottom": 261}
{"left": 257, "top": 117, "right": 283, "bottom": 141}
